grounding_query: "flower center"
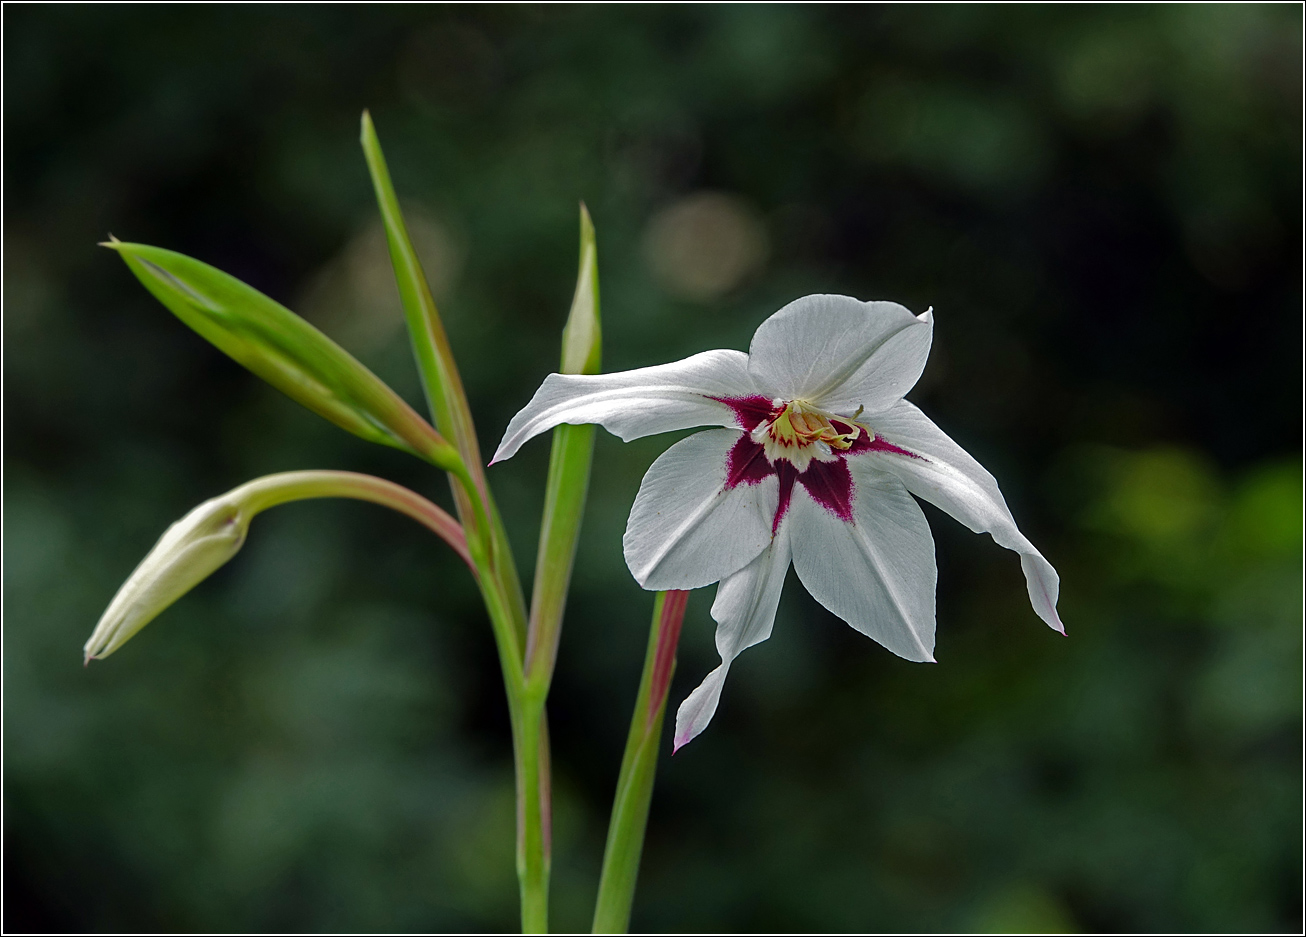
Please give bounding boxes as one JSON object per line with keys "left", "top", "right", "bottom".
{"left": 750, "top": 400, "right": 865, "bottom": 472}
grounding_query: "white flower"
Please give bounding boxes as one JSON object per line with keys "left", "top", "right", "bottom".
{"left": 493, "top": 295, "right": 1063, "bottom": 749}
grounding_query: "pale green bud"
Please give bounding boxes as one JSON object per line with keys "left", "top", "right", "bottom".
{"left": 84, "top": 493, "right": 251, "bottom": 663}
{"left": 84, "top": 470, "right": 469, "bottom": 664}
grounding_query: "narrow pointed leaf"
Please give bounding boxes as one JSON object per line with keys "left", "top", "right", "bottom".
{"left": 360, "top": 110, "right": 530, "bottom": 651}
{"left": 105, "top": 239, "right": 460, "bottom": 471}
{"left": 525, "top": 204, "right": 602, "bottom": 682}
{"left": 359, "top": 111, "right": 484, "bottom": 479}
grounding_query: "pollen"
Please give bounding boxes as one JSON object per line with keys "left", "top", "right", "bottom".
{"left": 750, "top": 400, "right": 865, "bottom": 472}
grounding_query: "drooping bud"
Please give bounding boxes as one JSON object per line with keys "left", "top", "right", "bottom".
{"left": 84, "top": 493, "right": 250, "bottom": 663}
{"left": 84, "top": 470, "right": 470, "bottom": 663}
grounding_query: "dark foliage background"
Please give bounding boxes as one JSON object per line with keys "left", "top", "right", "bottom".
{"left": 5, "top": 5, "right": 1301, "bottom": 933}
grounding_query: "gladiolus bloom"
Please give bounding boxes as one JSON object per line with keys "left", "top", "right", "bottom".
{"left": 494, "top": 295, "right": 1062, "bottom": 749}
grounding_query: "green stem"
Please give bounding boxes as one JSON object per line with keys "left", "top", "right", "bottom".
{"left": 452, "top": 466, "right": 525, "bottom": 693}
{"left": 362, "top": 114, "right": 547, "bottom": 932}
{"left": 454, "top": 465, "right": 555, "bottom": 935}
{"left": 518, "top": 205, "right": 602, "bottom": 930}
{"left": 511, "top": 422, "right": 596, "bottom": 935}
{"left": 592, "top": 590, "right": 689, "bottom": 934}
{"left": 515, "top": 698, "right": 551, "bottom": 933}
{"left": 236, "top": 470, "right": 470, "bottom": 566}
{"left": 524, "top": 204, "right": 601, "bottom": 691}
{"left": 524, "top": 422, "right": 597, "bottom": 686}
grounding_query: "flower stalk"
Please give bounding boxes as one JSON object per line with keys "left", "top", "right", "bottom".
{"left": 85, "top": 471, "right": 469, "bottom": 663}
{"left": 592, "top": 590, "right": 689, "bottom": 935}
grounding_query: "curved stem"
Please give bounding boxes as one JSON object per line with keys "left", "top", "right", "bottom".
{"left": 592, "top": 590, "right": 689, "bottom": 934}
{"left": 83, "top": 470, "right": 475, "bottom": 663}
{"left": 234, "top": 470, "right": 470, "bottom": 567}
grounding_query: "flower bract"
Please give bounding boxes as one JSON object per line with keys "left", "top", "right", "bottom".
{"left": 493, "top": 294, "right": 1063, "bottom": 749}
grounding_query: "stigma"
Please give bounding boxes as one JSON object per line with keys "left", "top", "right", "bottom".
{"left": 750, "top": 400, "right": 866, "bottom": 472}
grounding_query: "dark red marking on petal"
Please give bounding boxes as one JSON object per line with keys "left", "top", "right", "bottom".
{"left": 725, "top": 434, "right": 775, "bottom": 489}
{"left": 799, "top": 458, "right": 855, "bottom": 522}
{"left": 863, "top": 435, "right": 925, "bottom": 459}
{"left": 844, "top": 426, "right": 876, "bottom": 455}
{"left": 773, "top": 461, "right": 798, "bottom": 535}
{"left": 707, "top": 394, "right": 776, "bottom": 432}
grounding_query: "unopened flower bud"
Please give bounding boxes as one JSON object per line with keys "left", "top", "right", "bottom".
{"left": 84, "top": 494, "right": 250, "bottom": 663}
{"left": 84, "top": 470, "right": 469, "bottom": 664}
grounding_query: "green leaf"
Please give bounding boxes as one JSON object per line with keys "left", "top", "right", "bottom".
{"left": 359, "top": 111, "right": 484, "bottom": 474}
{"left": 525, "top": 204, "right": 601, "bottom": 684}
{"left": 361, "top": 110, "right": 531, "bottom": 656}
{"left": 104, "top": 238, "right": 460, "bottom": 471}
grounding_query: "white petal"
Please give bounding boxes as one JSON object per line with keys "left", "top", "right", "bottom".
{"left": 673, "top": 532, "right": 792, "bottom": 751}
{"left": 492, "top": 349, "right": 752, "bottom": 462}
{"left": 746, "top": 294, "right": 932, "bottom": 414}
{"left": 864, "top": 400, "right": 1064, "bottom": 633}
{"left": 790, "top": 468, "right": 937, "bottom": 662}
{"left": 623, "top": 429, "right": 777, "bottom": 590}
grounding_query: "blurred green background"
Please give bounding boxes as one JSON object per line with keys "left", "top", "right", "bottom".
{"left": 5, "top": 5, "right": 1301, "bottom": 933}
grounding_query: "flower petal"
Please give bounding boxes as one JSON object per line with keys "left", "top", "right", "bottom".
{"left": 746, "top": 295, "right": 932, "bottom": 415}
{"left": 492, "top": 349, "right": 752, "bottom": 462}
{"left": 791, "top": 467, "right": 937, "bottom": 662}
{"left": 864, "top": 400, "right": 1064, "bottom": 633}
{"left": 623, "top": 429, "right": 777, "bottom": 590}
{"left": 674, "top": 531, "right": 792, "bottom": 751}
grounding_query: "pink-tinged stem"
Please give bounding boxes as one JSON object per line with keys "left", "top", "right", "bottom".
{"left": 592, "top": 590, "right": 690, "bottom": 934}
{"left": 646, "top": 590, "right": 688, "bottom": 730}
{"left": 235, "top": 470, "right": 473, "bottom": 570}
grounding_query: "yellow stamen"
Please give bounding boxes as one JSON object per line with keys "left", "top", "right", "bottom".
{"left": 752, "top": 400, "right": 864, "bottom": 470}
